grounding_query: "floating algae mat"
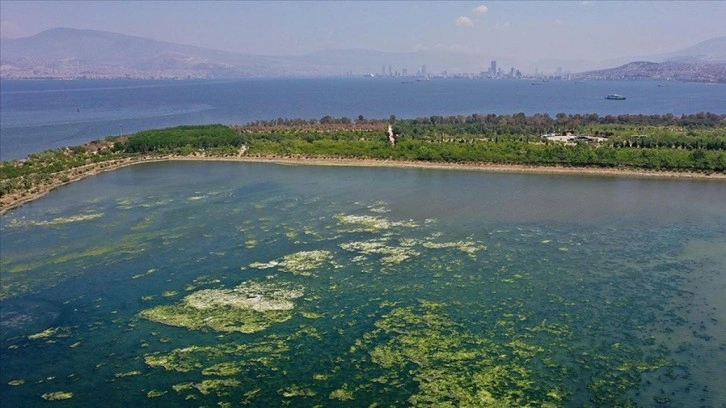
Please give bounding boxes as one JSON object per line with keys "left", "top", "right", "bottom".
{"left": 1, "top": 162, "right": 725, "bottom": 407}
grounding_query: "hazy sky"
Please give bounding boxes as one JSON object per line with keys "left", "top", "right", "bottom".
{"left": 1, "top": 0, "right": 724, "bottom": 63}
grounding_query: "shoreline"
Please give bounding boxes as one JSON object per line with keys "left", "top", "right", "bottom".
{"left": 2, "top": 154, "right": 724, "bottom": 215}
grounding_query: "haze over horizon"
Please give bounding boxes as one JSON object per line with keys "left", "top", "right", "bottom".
{"left": 2, "top": 0, "right": 725, "bottom": 73}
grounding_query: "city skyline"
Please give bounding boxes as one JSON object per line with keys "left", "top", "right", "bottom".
{"left": 1, "top": 0, "right": 724, "bottom": 71}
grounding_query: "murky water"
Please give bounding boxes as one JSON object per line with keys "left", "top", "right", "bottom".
{"left": 1, "top": 162, "right": 724, "bottom": 407}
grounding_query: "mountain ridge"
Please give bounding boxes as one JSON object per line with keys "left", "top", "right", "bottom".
{"left": 658, "top": 36, "right": 726, "bottom": 63}
{"left": 574, "top": 60, "right": 726, "bottom": 84}
{"left": 2, "top": 28, "right": 725, "bottom": 80}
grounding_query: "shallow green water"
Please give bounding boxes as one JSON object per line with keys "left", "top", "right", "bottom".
{"left": 1, "top": 162, "right": 724, "bottom": 407}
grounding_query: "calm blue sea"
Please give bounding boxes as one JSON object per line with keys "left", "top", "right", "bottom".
{"left": 2, "top": 77, "right": 725, "bottom": 160}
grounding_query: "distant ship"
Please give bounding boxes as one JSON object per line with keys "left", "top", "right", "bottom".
{"left": 605, "top": 94, "right": 626, "bottom": 100}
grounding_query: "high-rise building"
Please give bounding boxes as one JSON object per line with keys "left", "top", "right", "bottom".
{"left": 490, "top": 60, "right": 497, "bottom": 77}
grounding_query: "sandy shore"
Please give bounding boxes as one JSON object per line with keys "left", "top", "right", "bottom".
{"left": 2, "top": 154, "right": 724, "bottom": 215}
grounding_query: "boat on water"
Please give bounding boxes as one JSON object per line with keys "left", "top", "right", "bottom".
{"left": 605, "top": 94, "right": 626, "bottom": 100}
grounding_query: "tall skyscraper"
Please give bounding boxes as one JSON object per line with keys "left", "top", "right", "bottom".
{"left": 490, "top": 60, "right": 497, "bottom": 77}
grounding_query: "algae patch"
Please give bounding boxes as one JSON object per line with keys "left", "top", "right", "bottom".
{"left": 329, "top": 387, "right": 355, "bottom": 401}
{"left": 146, "top": 389, "right": 167, "bottom": 398}
{"left": 249, "top": 250, "right": 334, "bottom": 276}
{"left": 139, "top": 280, "right": 304, "bottom": 333}
{"left": 114, "top": 370, "right": 142, "bottom": 378}
{"left": 340, "top": 239, "right": 420, "bottom": 264}
{"left": 41, "top": 391, "right": 73, "bottom": 401}
{"left": 346, "top": 300, "right": 571, "bottom": 407}
{"left": 27, "top": 327, "right": 60, "bottom": 340}
{"left": 8, "top": 213, "right": 103, "bottom": 228}
{"left": 422, "top": 240, "right": 487, "bottom": 258}
{"left": 336, "top": 214, "right": 418, "bottom": 232}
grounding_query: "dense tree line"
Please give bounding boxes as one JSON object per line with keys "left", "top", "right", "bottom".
{"left": 407, "top": 112, "right": 725, "bottom": 129}
{"left": 120, "top": 125, "right": 244, "bottom": 153}
{"left": 244, "top": 138, "right": 725, "bottom": 172}
{"left": 242, "top": 114, "right": 397, "bottom": 128}
{"left": 2, "top": 115, "right": 724, "bottom": 200}
{"left": 241, "top": 112, "right": 724, "bottom": 132}
{"left": 234, "top": 114, "right": 724, "bottom": 171}
{"left": 236, "top": 113, "right": 725, "bottom": 149}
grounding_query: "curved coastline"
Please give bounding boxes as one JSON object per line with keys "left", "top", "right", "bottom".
{"left": 2, "top": 154, "right": 724, "bottom": 215}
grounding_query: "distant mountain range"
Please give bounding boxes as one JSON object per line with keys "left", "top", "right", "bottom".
{"left": 1, "top": 28, "right": 725, "bottom": 81}
{"left": 573, "top": 37, "right": 726, "bottom": 83}
{"left": 656, "top": 36, "right": 726, "bottom": 63}
{"left": 574, "top": 60, "right": 726, "bottom": 84}
{"left": 0, "top": 28, "right": 316, "bottom": 79}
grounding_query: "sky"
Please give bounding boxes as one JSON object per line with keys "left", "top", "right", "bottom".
{"left": 1, "top": 0, "right": 725, "bottom": 65}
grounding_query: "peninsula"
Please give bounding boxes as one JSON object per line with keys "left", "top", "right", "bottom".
{"left": 2, "top": 113, "right": 725, "bottom": 214}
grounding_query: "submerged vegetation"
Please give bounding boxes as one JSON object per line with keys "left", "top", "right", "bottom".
{"left": 111, "top": 205, "right": 687, "bottom": 406}
{"left": 2, "top": 164, "right": 721, "bottom": 406}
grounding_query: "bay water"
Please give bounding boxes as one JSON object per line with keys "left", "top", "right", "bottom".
{"left": 2, "top": 78, "right": 725, "bottom": 160}
{"left": 1, "top": 161, "right": 725, "bottom": 406}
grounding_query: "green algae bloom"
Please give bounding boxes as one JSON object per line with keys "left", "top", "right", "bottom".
{"left": 348, "top": 300, "right": 571, "bottom": 407}
{"left": 329, "top": 387, "right": 355, "bottom": 401}
{"left": 279, "top": 385, "right": 317, "bottom": 398}
{"left": 145, "top": 339, "right": 290, "bottom": 377}
{"left": 336, "top": 213, "right": 418, "bottom": 232}
{"left": 192, "top": 378, "right": 241, "bottom": 396}
{"left": 27, "top": 327, "right": 59, "bottom": 340}
{"left": 146, "top": 389, "right": 167, "bottom": 398}
{"left": 201, "top": 362, "right": 242, "bottom": 377}
{"left": 132, "top": 268, "right": 157, "bottom": 279}
{"left": 366, "top": 201, "right": 390, "bottom": 214}
{"left": 421, "top": 240, "right": 487, "bottom": 257}
{"left": 184, "top": 281, "right": 303, "bottom": 311}
{"left": 340, "top": 239, "right": 420, "bottom": 264}
{"left": 249, "top": 250, "right": 334, "bottom": 276}
{"left": 41, "top": 391, "right": 73, "bottom": 401}
{"left": 3, "top": 187, "right": 706, "bottom": 407}
{"left": 139, "top": 281, "right": 304, "bottom": 333}
{"left": 145, "top": 347, "right": 206, "bottom": 372}
{"left": 11, "top": 213, "right": 104, "bottom": 227}
{"left": 114, "top": 370, "right": 141, "bottom": 378}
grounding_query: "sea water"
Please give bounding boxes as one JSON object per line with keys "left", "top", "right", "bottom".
{"left": 2, "top": 77, "right": 725, "bottom": 160}
{"left": 1, "top": 161, "right": 724, "bottom": 407}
